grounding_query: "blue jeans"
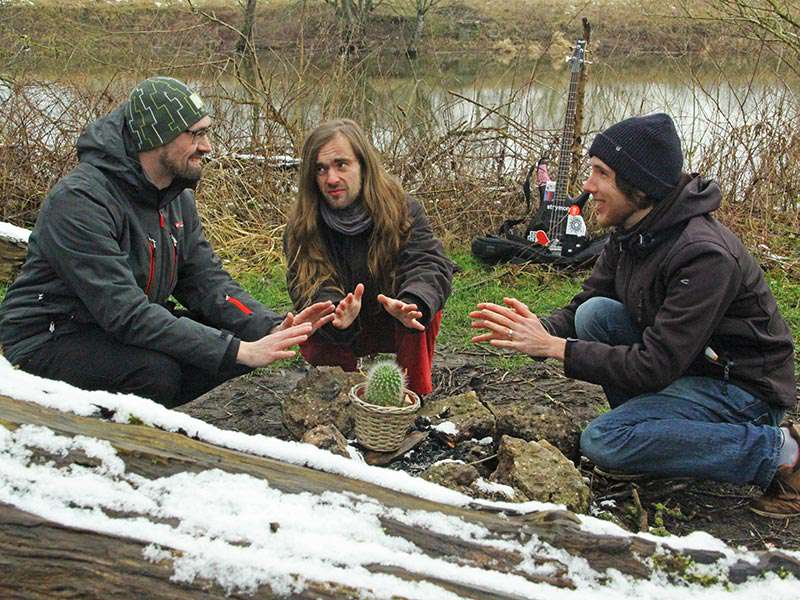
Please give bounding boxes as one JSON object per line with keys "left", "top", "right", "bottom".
{"left": 575, "top": 297, "right": 784, "bottom": 488}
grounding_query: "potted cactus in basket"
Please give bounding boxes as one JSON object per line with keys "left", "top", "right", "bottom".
{"left": 350, "top": 360, "right": 420, "bottom": 452}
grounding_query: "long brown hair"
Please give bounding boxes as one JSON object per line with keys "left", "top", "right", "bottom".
{"left": 285, "top": 119, "right": 410, "bottom": 307}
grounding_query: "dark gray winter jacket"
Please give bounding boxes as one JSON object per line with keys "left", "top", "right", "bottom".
{"left": 543, "top": 174, "right": 796, "bottom": 408}
{"left": 0, "top": 104, "right": 282, "bottom": 372}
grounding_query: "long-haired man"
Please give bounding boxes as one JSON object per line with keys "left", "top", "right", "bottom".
{"left": 284, "top": 119, "right": 454, "bottom": 395}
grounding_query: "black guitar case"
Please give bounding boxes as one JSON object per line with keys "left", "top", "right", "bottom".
{"left": 471, "top": 230, "right": 608, "bottom": 267}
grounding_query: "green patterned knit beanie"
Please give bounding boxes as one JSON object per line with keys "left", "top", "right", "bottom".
{"left": 126, "top": 77, "right": 209, "bottom": 152}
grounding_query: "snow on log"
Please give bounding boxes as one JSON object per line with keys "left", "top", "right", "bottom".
{"left": 0, "top": 370, "right": 799, "bottom": 599}
{"left": 0, "top": 221, "right": 29, "bottom": 282}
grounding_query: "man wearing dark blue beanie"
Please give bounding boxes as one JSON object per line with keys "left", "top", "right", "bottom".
{"left": 472, "top": 113, "right": 797, "bottom": 518}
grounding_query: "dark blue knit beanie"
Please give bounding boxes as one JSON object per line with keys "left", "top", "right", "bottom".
{"left": 588, "top": 113, "right": 683, "bottom": 201}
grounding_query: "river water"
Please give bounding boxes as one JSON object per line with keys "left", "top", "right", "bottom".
{"left": 3, "top": 52, "right": 797, "bottom": 178}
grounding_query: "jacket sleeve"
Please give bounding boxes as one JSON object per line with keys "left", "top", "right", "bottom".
{"left": 395, "top": 198, "right": 454, "bottom": 323}
{"left": 564, "top": 242, "right": 743, "bottom": 394}
{"left": 540, "top": 239, "right": 618, "bottom": 337}
{"left": 37, "top": 184, "right": 239, "bottom": 373}
{"left": 172, "top": 192, "right": 283, "bottom": 343}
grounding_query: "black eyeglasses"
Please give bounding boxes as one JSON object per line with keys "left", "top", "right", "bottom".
{"left": 185, "top": 125, "right": 212, "bottom": 142}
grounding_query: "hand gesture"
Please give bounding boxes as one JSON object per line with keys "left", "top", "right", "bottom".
{"left": 333, "top": 283, "right": 365, "bottom": 330}
{"left": 377, "top": 294, "right": 426, "bottom": 331}
{"left": 237, "top": 322, "right": 313, "bottom": 368}
{"left": 275, "top": 300, "right": 335, "bottom": 334}
{"left": 469, "top": 297, "right": 565, "bottom": 360}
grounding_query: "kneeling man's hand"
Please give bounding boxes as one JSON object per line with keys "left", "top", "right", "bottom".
{"left": 274, "top": 300, "right": 335, "bottom": 334}
{"left": 237, "top": 322, "right": 313, "bottom": 367}
{"left": 377, "top": 294, "right": 426, "bottom": 331}
{"left": 332, "top": 283, "right": 365, "bottom": 330}
{"left": 469, "top": 297, "right": 565, "bottom": 361}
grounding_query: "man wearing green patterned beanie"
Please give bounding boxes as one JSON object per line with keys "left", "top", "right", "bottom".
{"left": 0, "top": 77, "right": 334, "bottom": 407}
{"left": 127, "top": 76, "right": 211, "bottom": 187}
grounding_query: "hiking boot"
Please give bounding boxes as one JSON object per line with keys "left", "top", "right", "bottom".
{"left": 749, "top": 423, "right": 800, "bottom": 519}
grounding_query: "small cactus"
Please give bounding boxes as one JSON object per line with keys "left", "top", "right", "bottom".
{"left": 364, "top": 360, "right": 406, "bottom": 407}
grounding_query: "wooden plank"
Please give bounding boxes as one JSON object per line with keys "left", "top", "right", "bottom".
{"left": 363, "top": 430, "right": 429, "bottom": 466}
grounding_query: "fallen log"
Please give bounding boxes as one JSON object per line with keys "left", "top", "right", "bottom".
{"left": 0, "top": 393, "right": 798, "bottom": 598}
{"left": 0, "top": 221, "right": 29, "bottom": 282}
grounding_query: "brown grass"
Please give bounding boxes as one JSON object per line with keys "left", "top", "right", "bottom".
{"left": 3, "top": 68, "right": 796, "bottom": 274}
{"left": 0, "top": 2, "right": 797, "bottom": 272}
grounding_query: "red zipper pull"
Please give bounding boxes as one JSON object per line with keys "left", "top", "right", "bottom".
{"left": 144, "top": 237, "right": 156, "bottom": 296}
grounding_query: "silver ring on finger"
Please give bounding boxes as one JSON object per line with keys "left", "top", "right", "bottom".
{"left": 508, "top": 328, "right": 513, "bottom": 339}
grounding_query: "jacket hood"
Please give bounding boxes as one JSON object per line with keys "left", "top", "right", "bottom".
{"left": 76, "top": 103, "right": 193, "bottom": 208}
{"left": 616, "top": 173, "right": 722, "bottom": 254}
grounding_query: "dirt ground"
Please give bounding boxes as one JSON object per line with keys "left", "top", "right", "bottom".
{"left": 181, "top": 348, "right": 800, "bottom": 554}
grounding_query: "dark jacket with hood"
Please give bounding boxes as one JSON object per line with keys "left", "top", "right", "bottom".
{"left": 286, "top": 197, "right": 454, "bottom": 345}
{"left": 0, "top": 104, "right": 282, "bottom": 372}
{"left": 543, "top": 174, "right": 796, "bottom": 409}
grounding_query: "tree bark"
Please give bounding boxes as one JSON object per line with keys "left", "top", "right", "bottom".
{"left": 235, "top": 0, "right": 258, "bottom": 55}
{"left": 407, "top": 9, "right": 426, "bottom": 59}
{"left": 1, "top": 393, "right": 798, "bottom": 598}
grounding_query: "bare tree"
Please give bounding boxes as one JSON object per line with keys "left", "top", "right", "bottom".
{"left": 403, "top": 0, "right": 447, "bottom": 58}
{"left": 235, "top": 0, "right": 259, "bottom": 55}
{"left": 684, "top": 1, "right": 799, "bottom": 74}
{"left": 324, "top": 0, "right": 382, "bottom": 53}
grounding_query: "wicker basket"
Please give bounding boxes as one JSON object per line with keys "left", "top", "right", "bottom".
{"left": 349, "top": 382, "right": 420, "bottom": 452}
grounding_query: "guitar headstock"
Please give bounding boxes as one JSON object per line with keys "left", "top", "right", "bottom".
{"left": 568, "top": 40, "right": 586, "bottom": 74}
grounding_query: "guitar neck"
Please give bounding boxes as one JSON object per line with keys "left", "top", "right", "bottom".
{"left": 554, "top": 68, "right": 580, "bottom": 210}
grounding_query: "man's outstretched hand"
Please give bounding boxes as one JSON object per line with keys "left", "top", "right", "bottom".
{"left": 378, "top": 294, "right": 425, "bottom": 331}
{"left": 332, "top": 283, "right": 365, "bottom": 330}
{"left": 274, "top": 300, "right": 335, "bottom": 334}
{"left": 469, "top": 297, "right": 565, "bottom": 361}
{"left": 237, "top": 322, "right": 312, "bottom": 368}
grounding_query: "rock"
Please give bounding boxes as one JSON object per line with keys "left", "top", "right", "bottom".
{"left": 421, "top": 460, "right": 528, "bottom": 503}
{"left": 491, "top": 435, "right": 590, "bottom": 513}
{"left": 491, "top": 402, "right": 586, "bottom": 462}
{"left": 419, "top": 391, "right": 495, "bottom": 443}
{"left": 471, "top": 477, "right": 526, "bottom": 503}
{"left": 301, "top": 424, "right": 350, "bottom": 458}
{"left": 421, "top": 461, "right": 479, "bottom": 495}
{"left": 282, "top": 367, "right": 363, "bottom": 440}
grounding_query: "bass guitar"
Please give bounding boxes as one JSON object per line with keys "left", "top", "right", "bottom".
{"left": 524, "top": 39, "right": 589, "bottom": 259}
{"left": 471, "top": 35, "right": 608, "bottom": 267}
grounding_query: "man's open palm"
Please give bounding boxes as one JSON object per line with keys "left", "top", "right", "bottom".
{"left": 333, "top": 283, "right": 365, "bottom": 329}
{"left": 377, "top": 294, "right": 425, "bottom": 331}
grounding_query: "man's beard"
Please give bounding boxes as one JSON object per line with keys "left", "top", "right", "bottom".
{"left": 159, "top": 149, "right": 203, "bottom": 183}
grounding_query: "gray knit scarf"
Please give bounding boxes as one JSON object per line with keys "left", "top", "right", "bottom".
{"left": 319, "top": 199, "right": 373, "bottom": 235}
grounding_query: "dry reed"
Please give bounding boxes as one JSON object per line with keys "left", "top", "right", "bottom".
{"left": 0, "top": 55, "right": 797, "bottom": 274}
